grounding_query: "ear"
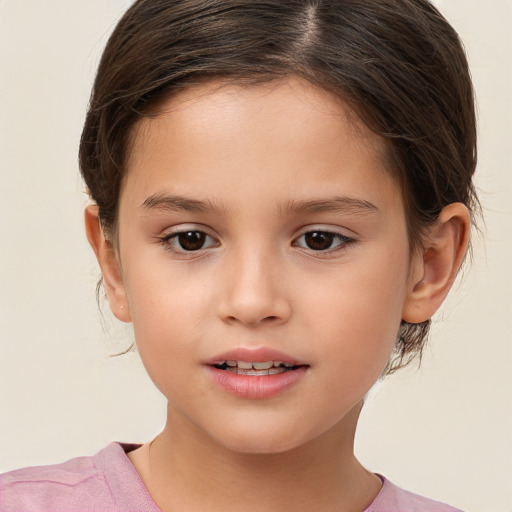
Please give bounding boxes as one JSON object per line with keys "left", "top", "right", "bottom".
{"left": 402, "top": 203, "right": 471, "bottom": 324}
{"left": 84, "top": 205, "right": 132, "bottom": 323}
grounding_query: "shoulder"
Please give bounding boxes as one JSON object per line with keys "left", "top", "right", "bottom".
{"left": 365, "top": 475, "right": 464, "bottom": 512}
{"left": 0, "top": 443, "right": 157, "bottom": 512}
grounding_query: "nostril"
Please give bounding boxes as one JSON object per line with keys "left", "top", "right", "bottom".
{"left": 218, "top": 294, "right": 292, "bottom": 327}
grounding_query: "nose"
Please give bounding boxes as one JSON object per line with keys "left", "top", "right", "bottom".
{"left": 216, "top": 247, "right": 292, "bottom": 327}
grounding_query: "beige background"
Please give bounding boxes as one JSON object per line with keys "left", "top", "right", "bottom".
{"left": 0, "top": 1, "right": 510, "bottom": 511}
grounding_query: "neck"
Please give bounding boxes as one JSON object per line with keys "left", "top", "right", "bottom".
{"left": 131, "top": 400, "right": 381, "bottom": 512}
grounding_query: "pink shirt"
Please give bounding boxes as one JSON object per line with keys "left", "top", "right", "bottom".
{"left": 0, "top": 443, "right": 463, "bottom": 511}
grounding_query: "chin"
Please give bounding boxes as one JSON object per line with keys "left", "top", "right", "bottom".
{"left": 211, "top": 421, "right": 316, "bottom": 456}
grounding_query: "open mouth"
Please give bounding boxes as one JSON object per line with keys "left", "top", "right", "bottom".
{"left": 207, "top": 355, "right": 309, "bottom": 398}
{"left": 212, "top": 360, "right": 304, "bottom": 376}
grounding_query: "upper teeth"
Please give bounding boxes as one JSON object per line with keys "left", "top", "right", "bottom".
{"left": 221, "top": 360, "right": 293, "bottom": 369}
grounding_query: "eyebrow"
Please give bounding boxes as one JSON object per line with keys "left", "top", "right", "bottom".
{"left": 280, "top": 197, "right": 379, "bottom": 216}
{"left": 141, "top": 193, "right": 227, "bottom": 214}
{"left": 141, "top": 193, "right": 379, "bottom": 217}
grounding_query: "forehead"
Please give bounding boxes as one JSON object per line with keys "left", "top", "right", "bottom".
{"left": 122, "top": 77, "right": 399, "bottom": 212}
{"left": 129, "top": 77, "right": 386, "bottom": 156}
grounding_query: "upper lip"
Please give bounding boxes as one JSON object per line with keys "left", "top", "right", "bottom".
{"left": 205, "top": 347, "right": 307, "bottom": 366}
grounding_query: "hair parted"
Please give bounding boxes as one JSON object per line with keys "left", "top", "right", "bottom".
{"left": 79, "top": 0, "right": 478, "bottom": 374}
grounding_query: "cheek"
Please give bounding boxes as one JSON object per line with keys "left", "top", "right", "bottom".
{"left": 306, "top": 297, "right": 400, "bottom": 410}
{"left": 123, "top": 266, "right": 211, "bottom": 372}
{"left": 303, "top": 249, "right": 409, "bottom": 371}
{"left": 126, "top": 257, "right": 210, "bottom": 326}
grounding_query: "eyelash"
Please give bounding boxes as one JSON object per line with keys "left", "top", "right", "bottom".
{"left": 159, "top": 230, "right": 218, "bottom": 255}
{"left": 159, "top": 228, "right": 355, "bottom": 256}
{"left": 292, "top": 230, "right": 355, "bottom": 253}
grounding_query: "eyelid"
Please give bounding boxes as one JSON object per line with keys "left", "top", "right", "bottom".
{"left": 158, "top": 224, "right": 220, "bottom": 255}
{"left": 294, "top": 224, "right": 356, "bottom": 240}
{"left": 292, "top": 226, "right": 356, "bottom": 254}
{"left": 159, "top": 223, "right": 216, "bottom": 238}
{"left": 156, "top": 224, "right": 356, "bottom": 257}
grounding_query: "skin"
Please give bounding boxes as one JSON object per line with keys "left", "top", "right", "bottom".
{"left": 86, "top": 77, "right": 470, "bottom": 512}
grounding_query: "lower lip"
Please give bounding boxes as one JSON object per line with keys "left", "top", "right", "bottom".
{"left": 206, "top": 366, "right": 308, "bottom": 399}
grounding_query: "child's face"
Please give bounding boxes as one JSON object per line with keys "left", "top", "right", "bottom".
{"left": 114, "top": 77, "right": 419, "bottom": 453}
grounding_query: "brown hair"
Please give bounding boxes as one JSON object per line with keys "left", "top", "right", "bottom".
{"left": 79, "top": 0, "right": 478, "bottom": 373}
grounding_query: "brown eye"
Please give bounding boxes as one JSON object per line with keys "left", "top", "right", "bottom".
{"left": 176, "top": 231, "right": 207, "bottom": 251}
{"left": 164, "top": 230, "right": 217, "bottom": 252}
{"left": 294, "top": 230, "right": 352, "bottom": 252}
{"left": 304, "top": 232, "right": 336, "bottom": 250}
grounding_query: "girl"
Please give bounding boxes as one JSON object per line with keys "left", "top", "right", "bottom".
{"left": 0, "top": 0, "right": 482, "bottom": 510}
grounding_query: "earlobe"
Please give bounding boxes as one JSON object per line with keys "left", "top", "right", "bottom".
{"left": 84, "top": 205, "right": 132, "bottom": 323}
{"left": 402, "top": 203, "right": 471, "bottom": 324}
